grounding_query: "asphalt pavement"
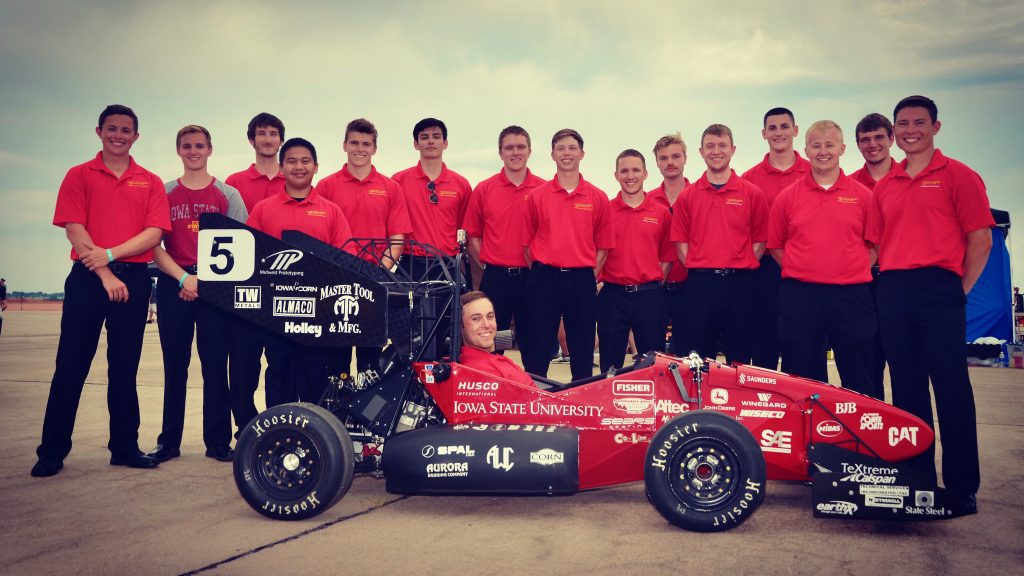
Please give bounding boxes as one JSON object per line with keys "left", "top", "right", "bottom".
{"left": 1, "top": 310, "right": 1022, "bottom": 576}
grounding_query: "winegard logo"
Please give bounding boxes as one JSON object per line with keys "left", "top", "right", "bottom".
{"left": 262, "top": 249, "right": 303, "bottom": 271}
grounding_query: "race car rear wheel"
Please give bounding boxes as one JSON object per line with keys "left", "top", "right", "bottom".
{"left": 644, "top": 410, "right": 766, "bottom": 532}
{"left": 234, "top": 403, "right": 354, "bottom": 520}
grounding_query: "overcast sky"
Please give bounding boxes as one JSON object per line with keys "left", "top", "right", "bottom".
{"left": 1, "top": 0, "right": 1022, "bottom": 292}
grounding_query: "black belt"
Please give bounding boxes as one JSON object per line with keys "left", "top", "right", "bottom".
{"left": 689, "top": 268, "right": 750, "bottom": 276}
{"left": 181, "top": 265, "right": 198, "bottom": 274}
{"left": 533, "top": 262, "right": 592, "bottom": 273}
{"left": 488, "top": 265, "right": 528, "bottom": 276}
{"left": 604, "top": 280, "right": 661, "bottom": 293}
{"left": 664, "top": 281, "right": 686, "bottom": 291}
{"left": 73, "top": 260, "right": 148, "bottom": 274}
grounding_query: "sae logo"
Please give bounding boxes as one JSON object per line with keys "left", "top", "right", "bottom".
{"left": 234, "top": 286, "right": 262, "bottom": 309}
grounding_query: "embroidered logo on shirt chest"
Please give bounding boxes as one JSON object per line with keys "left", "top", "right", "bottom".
{"left": 641, "top": 216, "right": 660, "bottom": 224}
{"left": 724, "top": 198, "right": 744, "bottom": 206}
{"left": 836, "top": 196, "right": 858, "bottom": 204}
{"left": 126, "top": 180, "right": 150, "bottom": 188}
{"left": 919, "top": 179, "right": 942, "bottom": 189}
{"left": 306, "top": 209, "right": 327, "bottom": 218}
{"left": 368, "top": 188, "right": 386, "bottom": 196}
{"left": 574, "top": 202, "right": 594, "bottom": 211}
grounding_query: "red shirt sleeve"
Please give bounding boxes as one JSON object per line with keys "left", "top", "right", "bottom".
{"left": 331, "top": 204, "right": 353, "bottom": 250}
{"left": 767, "top": 190, "right": 789, "bottom": 250}
{"left": 670, "top": 190, "right": 690, "bottom": 243}
{"left": 594, "top": 193, "right": 616, "bottom": 250}
{"left": 463, "top": 182, "right": 485, "bottom": 238}
{"left": 386, "top": 178, "right": 413, "bottom": 236}
{"left": 951, "top": 163, "right": 994, "bottom": 234}
{"left": 523, "top": 192, "right": 539, "bottom": 247}
{"left": 144, "top": 172, "right": 172, "bottom": 232}
{"left": 246, "top": 202, "right": 264, "bottom": 233}
{"left": 865, "top": 181, "right": 884, "bottom": 245}
{"left": 658, "top": 206, "right": 675, "bottom": 263}
{"left": 457, "top": 176, "right": 473, "bottom": 229}
{"left": 52, "top": 166, "right": 88, "bottom": 227}
{"left": 749, "top": 186, "right": 768, "bottom": 243}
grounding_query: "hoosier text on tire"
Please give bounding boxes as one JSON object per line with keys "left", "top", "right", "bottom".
{"left": 644, "top": 410, "right": 767, "bottom": 532}
{"left": 233, "top": 403, "right": 354, "bottom": 521}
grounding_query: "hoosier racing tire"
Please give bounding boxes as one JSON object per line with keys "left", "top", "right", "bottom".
{"left": 644, "top": 410, "right": 766, "bottom": 532}
{"left": 234, "top": 403, "right": 354, "bottom": 521}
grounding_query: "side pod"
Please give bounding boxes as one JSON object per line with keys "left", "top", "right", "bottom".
{"left": 809, "top": 443, "right": 976, "bottom": 520}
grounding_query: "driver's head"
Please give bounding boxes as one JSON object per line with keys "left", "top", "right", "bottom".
{"left": 461, "top": 291, "right": 497, "bottom": 351}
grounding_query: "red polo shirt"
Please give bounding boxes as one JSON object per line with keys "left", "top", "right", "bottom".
{"left": 670, "top": 171, "right": 768, "bottom": 270}
{"left": 53, "top": 152, "right": 171, "bottom": 263}
{"left": 867, "top": 149, "right": 994, "bottom": 277}
{"left": 459, "top": 345, "right": 535, "bottom": 387}
{"left": 768, "top": 172, "right": 874, "bottom": 284}
{"left": 226, "top": 164, "right": 286, "bottom": 213}
{"left": 522, "top": 174, "right": 615, "bottom": 268}
{"left": 464, "top": 169, "right": 545, "bottom": 267}
{"left": 648, "top": 180, "right": 690, "bottom": 282}
{"left": 315, "top": 165, "right": 412, "bottom": 262}
{"left": 600, "top": 194, "right": 674, "bottom": 285}
{"left": 742, "top": 152, "right": 811, "bottom": 208}
{"left": 392, "top": 163, "right": 473, "bottom": 256}
{"left": 850, "top": 159, "right": 898, "bottom": 191}
{"left": 247, "top": 189, "right": 353, "bottom": 251}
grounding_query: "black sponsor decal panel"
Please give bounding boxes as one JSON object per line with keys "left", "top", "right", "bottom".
{"left": 382, "top": 424, "right": 579, "bottom": 495}
{"left": 198, "top": 213, "right": 388, "bottom": 348}
{"left": 809, "top": 444, "right": 972, "bottom": 521}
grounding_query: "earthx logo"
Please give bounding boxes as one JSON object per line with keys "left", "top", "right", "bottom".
{"left": 234, "top": 286, "right": 261, "bottom": 309}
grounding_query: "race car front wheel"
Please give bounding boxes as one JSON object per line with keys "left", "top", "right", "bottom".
{"left": 234, "top": 402, "right": 354, "bottom": 520}
{"left": 644, "top": 410, "right": 766, "bottom": 532}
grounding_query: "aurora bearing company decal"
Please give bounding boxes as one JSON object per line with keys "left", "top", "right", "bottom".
{"left": 273, "top": 296, "right": 315, "bottom": 317}
{"left": 613, "top": 397, "right": 655, "bottom": 414}
{"left": 612, "top": 380, "right": 654, "bottom": 396}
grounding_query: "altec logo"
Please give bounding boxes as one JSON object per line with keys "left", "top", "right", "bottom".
{"left": 262, "top": 249, "right": 303, "bottom": 271}
{"left": 613, "top": 381, "right": 654, "bottom": 396}
{"left": 234, "top": 286, "right": 261, "bottom": 309}
{"left": 487, "top": 446, "right": 514, "bottom": 472}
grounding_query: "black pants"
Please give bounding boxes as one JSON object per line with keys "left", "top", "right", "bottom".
{"left": 155, "top": 274, "right": 232, "bottom": 450}
{"left": 228, "top": 319, "right": 262, "bottom": 431}
{"left": 664, "top": 282, "right": 688, "bottom": 356}
{"left": 519, "top": 264, "right": 597, "bottom": 380}
{"left": 684, "top": 270, "right": 754, "bottom": 365}
{"left": 264, "top": 338, "right": 334, "bottom": 408}
{"left": 597, "top": 283, "right": 667, "bottom": 372}
{"left": 877, "top": 267, "right": 980, "bottom": 493}
{"left": 778, "top": 280, "right": 878, "bottom": 396}
{"left": 37, "top": 263, "right": 150, "bottom": 460}
{"left": 479, "top": 265, "right": 531, "bottom": 332}
{"left": 750, "top": 257, "right": 782, "bottom": 370}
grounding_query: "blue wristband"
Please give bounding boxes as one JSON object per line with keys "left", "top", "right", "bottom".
{"left": 106, "top": 249, "right": 114, "bottom": 262}
{"left": 178, "top": 272, "right": 190, "bottom": 288}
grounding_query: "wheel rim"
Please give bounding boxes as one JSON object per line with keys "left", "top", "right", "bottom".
{"left": 668, "top": 436, "right": 743, "bottom": 511}
{"left": 252, "top": 429, "right": 322, "bottom": 500}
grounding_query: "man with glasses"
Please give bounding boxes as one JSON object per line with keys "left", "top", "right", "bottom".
{"left": 392, "top": 118, "right": 473, "bottom": 281}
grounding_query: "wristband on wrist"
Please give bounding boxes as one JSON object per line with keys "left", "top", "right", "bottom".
{"left": 178, "top": 272, "right": 190, "bottom": 288}
{"left": 106, "top": 249, "right": 114, "bottom": 262}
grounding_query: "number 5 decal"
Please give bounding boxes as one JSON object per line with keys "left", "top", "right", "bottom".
{"left": 197, "top": 229, "right": 255, "bottom": 281}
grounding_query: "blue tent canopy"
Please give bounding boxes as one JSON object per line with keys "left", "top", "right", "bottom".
{"left": 966, "top": 209, "right": 1012, "bottom": 343}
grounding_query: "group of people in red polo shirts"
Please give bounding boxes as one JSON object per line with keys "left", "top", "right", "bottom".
{"left": 31, "top": 95, "right": 989, "bottom": 512}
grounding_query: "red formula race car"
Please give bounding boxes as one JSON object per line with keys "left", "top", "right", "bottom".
{"left": 197, "top": 214, "right": 973, "bottom": 532}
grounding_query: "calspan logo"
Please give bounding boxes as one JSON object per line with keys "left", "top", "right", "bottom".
{"left": 262, "top": 249, "right": 303, "bottom": 271}
{"left": 334, "top": 295, "right": 360, "bottom": 321}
